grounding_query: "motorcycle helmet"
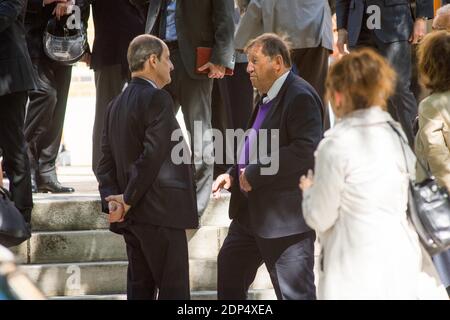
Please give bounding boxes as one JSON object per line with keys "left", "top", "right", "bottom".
{"left": 43, "top": 16, "right": 87, "bottom": 66}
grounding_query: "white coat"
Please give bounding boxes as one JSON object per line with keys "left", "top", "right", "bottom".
{"left": 302, "top": 107, "right": 448, "bottom": 300}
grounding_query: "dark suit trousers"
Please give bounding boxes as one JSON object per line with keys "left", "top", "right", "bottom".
{"left": 164, "top": 48, "right": 214, "bottom": 216}
{"left": 0, "top": 92, "right": 33, "bottom": 222}
{"left": 122, "top": 222, "right": 190, "bottom": 300}
{"left": 291, "top": 47, "right": 330, "bottom": 129}
{"left": 211, "top": 63, "right": 254, "bottom": 178}
{"left": 24, "top": 59, "right": 72, "bottom": 179}
{"left": 352, "top": 27, "right": 417, "bottom": 146}
{"left": 218, "top": 219, "right": 316, "bottom": 300}
{"left": 92, "top": 64, "right": 128, "bottom": 176}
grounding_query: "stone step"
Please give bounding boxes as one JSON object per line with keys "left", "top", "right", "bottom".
{"left": 31, "top": 193, "right": 231, "bottom": 232}
{"left": 19, "top": 260, "right": 273, "bottom": 297}
{"left": 49, "top": 289, "right": 277, "bottom": 300}
{"left": 12, "top": 226, "right": 230, "bottom": 264}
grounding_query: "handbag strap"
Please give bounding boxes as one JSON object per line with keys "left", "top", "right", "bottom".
{"left": 386, "top": 121, "right": 432, "bottom": 181}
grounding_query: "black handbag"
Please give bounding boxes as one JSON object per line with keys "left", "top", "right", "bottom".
{"left": 0, "top": 187, "right": 31, "bottom": 247}
{"left": 388, "top": 122, "right": 450, "bottom": 255}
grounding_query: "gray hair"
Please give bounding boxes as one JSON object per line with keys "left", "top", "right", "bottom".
{"left": 127, "top": 34, "right": 164, "bottom": 73}
{"left": 437, "top": 4, "right": 450, "bottom": 16}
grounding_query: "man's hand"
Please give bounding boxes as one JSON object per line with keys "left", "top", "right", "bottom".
{"left": 299, "top": 169, "right": 314, "bottom": 192}
{"left": 239, "top": 169, "right": 252, "bottom": 192}
{"left": 108, "top": 200, "right": 125, "bottom": 223}
{"left": 52, "top": 1, "right": 75, "bottom": 20}
{"left": 80, "top": 52, "right": 91, "bottom": 67}
{"left": 410, "top": 18, "right": 427, "bottom": 44}
{"left": 105, "top": 194, "right": 131, "bottom": 215}
{"left": 212, "top": 173, "right": 233, "bottom": 198}
{"left": 198, "top": 62, "right": 226, "bottom": 79}
{"left": 336, "top": 28, "right": 349, "bottom": 55}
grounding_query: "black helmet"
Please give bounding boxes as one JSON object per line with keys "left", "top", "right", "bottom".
{"left": 43, "top": 16, "right": 87, "bottom": 65}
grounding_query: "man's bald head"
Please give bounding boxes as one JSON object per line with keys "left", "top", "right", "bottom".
{"left": 433, "top": 4, "right": 450, "bottom": 31}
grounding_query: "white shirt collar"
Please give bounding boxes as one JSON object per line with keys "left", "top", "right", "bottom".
{"left": 263, "top": 71, "right": 290, "bottom": 103}
{"left": 138, "top": 77, "right": 157, "bottom": 88}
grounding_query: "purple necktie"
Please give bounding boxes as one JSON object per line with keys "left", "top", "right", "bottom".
{"left": 238, "top": 98, "right": 274, "bottom": 194}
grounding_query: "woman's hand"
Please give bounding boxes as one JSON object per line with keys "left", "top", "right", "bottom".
{"left": 299, "top": 169, "right": 314, "bottom": 192}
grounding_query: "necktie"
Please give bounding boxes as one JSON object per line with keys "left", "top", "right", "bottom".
{"left": 158, "top": 0, "right": 168, "bottom": 40}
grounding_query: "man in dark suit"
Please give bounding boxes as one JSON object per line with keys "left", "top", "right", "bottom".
{"left": 0, "top": 0, "right": 36, "bottom": 224}
{"left": 143, "top": 0, "right": 235, "bottom": 216}
{"left": 97, "top": 35, "right": 198, "bottom": 300}
{"left": 336, "top": 0, "right": 434, "bottom": 146}
{"left": 24, "top": 0, "right": 89, "bottom": 193}
{"left": 213, "top": 34, "right": 323, "bottom": 300}
{"left": 85, "top": 0, "right": 147, "bottom": 177}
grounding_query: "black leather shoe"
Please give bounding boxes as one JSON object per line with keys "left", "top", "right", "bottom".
{"left": 37, "top": 179, "right": 75, "bottom": 193}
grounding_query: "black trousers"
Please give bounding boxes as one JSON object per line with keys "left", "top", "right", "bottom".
{"left": 218, "top": 219, "right": 316, "bottom": 300}
{"left": 24, "top": 59, "right": 72, "bottom": 179}
{"left": 291, "top": 46, "right": 330, "bottom": 129}
{"left": 0, "top": 92, "right": 33, "bottom": 222}
{"left": 353, "top": 25, "right": 417, "bottom": 147}
{"left": 211, "top": 63, "right": 254, "bottom": 178}
{"left": 122, "top": 222, "right": 190, "bottom": 300}
{"left": 92, "top": 64, "right": 129, "bottom": 176}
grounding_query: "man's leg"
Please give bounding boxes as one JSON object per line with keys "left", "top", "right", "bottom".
{"left": 35, "top": 63, "right": 74, "bottom": 191}
{"left": 92, "top": 64, "right": 128, "bottom": 176}
{"left": 376, "top": 39, "right": 417, "bottom": 147}
{"left": 217, "top": 220, "right": 263, "bottom": 300}
{"left": 165, "top": 48, "right": 214, "bottom": 216}
{"left": 291, "top": 47, "right": 330, "bottom": 128}
{"left": 129, "top": 223, "right": 190, "bottom": 300}
{"left": 123, "top": 228, "right": 157, "bottom": 300}
{"left": 0, "top": 92, "right": 33, "bottom": 223}
{"left": 25, "top": 60, "right": 58, "bottom": 191}
{"left": 257, "top": 231, "right": 316, "bottom": 300}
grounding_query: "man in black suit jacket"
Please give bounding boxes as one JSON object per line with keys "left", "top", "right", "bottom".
{"left": 213, "top": 34, "right": 323, "bottom": 300}
{"left": 84, "top": 0, "right": 147, "bottom": 178}
{"left": 0, "top": 0, "right": 36, "bottom": 224}
{"left": 97, "top": 35, "right": 198, "bottom": 300}
{"left": 143, "top": 0, "right": 235, "bottom": 217}
{"left": 336, "top": 0, "right": 434, "bottom": 146}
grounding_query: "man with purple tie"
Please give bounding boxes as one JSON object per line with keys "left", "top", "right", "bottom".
{"left": 212, "top": 33, "right": 323, "bottom": 300}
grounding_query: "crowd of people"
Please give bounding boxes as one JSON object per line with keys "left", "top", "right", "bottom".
{"left": 1, "top": 0, "right": 450, "bottom": 300}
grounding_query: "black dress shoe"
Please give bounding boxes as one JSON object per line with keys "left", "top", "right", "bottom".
{"left": 37, "top": 179, "right": 75, "bottom": 193}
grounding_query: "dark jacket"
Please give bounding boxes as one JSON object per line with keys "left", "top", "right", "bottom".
{"left": 0, "top": 0, "right": 35, "bottom": 95}
{"left": 88, "top": 0, "right": 146, "bottom": 73}
{"left": 227, "top": 72, "right": 323, "bottom": 239}
{"left": 336, "top": 0, "right": 434, "bottom": 47}
{"left": 97, "top": 77, "right": 198, "bottom": 231}
{"left": 24, "top": 0, "right": 89, "bottom": 59}
{"left": 145, "top": 0, "right": 235, "bottom": 80}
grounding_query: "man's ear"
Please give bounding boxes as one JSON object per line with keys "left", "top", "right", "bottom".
{"left": 275, "top": 55, "right": 284, "bottom": 71}
{"left": 147, "top": 54, "right": 158, "bottom": 69}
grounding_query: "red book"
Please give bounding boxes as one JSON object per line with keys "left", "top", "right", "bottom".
{"left": 196, "top": 47, "right": 234, "bottom": 76}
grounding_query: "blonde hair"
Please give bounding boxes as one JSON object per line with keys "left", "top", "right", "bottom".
{"left": 326, "top": 48, "right": 397, "bottom": 112}
{"left": 418, "top": 31, "right": 450, "bottom": 93}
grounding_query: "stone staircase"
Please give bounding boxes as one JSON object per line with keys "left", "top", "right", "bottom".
{"left": 10, "top": 192, "right": 277, "bottom": 300}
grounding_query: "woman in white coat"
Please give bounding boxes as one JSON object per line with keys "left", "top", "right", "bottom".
{"left": 299, "top": 49, "right": 447, "bottom": 300}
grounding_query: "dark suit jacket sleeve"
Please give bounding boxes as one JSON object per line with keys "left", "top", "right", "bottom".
{"left": 415, "top": 0, "right": 434, "bottom": 19}
{"left": 0, "top": 0, "right": 24, "bottom": 33}
{"left": 97, "top": 101, "right": 120, "bottom": 214}
{"left": 245, "top": 93, "right": 323, "bottom": 190}
{"left": 123, "top": 89, "right": 174, "bottom": 207}
{"left": 210, "top": 0, "right": 235, "bottom": 69}
{"left": 335, "top": 0, "right": 350, "bottom": 30}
